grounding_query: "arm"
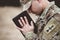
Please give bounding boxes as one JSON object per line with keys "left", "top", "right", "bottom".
{"left": 17, "top": 16, "right": 37, "bottom": 40}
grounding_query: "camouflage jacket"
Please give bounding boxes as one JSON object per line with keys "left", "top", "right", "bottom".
{"left": 24, "top": 1, "right": 60, "bottom": 40}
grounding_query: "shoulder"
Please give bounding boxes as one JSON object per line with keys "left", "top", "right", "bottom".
{"left": 53, "top": 5, "right": 60, "bottom": 22}
{"left": 54, "top": 5, "right": 60, "bottom": 13}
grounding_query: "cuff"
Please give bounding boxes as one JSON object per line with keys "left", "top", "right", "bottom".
{"left": 25, "top": 31, "right": 37, "bottom": 40}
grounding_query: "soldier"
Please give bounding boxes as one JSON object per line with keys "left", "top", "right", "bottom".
{"left": 17, "top": 0, "right": 60, "bottom": 40}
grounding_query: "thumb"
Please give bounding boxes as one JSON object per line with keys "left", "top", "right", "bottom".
{"left": 17, "top": 27, "right": 23, "bottom": 31}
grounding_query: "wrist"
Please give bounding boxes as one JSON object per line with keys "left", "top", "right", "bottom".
{"left": 23, "top": 31, "right": 34, "bottom": 35}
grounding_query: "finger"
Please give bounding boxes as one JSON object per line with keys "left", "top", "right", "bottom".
{"left": 18, "top": 19, "right": 23, "bottom": 27}
{"left": 39, "top": 0, "right": 42, "bottom": 2}
{"left": 31, "top": 21, "right": 34, "bottom": 27}
{"left": 20, "top": 17, "right": 25, "bottom": 25}
{"left": 24, "top": 16, "right": 28, "bottom": 24}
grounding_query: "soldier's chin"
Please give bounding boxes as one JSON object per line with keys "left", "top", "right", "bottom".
{"left": 31, "top": 9, "right": 42, "bottom": 15}
{"left": 32, "top": 11, "right": 42, "bottom": 15}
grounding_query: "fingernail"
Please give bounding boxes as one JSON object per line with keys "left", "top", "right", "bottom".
{"left": 20, "top": 17, "right": 22, "bottom": 19}
{"left": 24, "top": 16, "right": 26, "bottom": 18}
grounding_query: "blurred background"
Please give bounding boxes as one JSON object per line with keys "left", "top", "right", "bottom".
{"left": 0, "top": 0, "right": 60, "bottom": 40}
{"left": 0, "top": 0, "right": 59, "bottom": 7}
{"left": 0, "top": 0, "right": 21, "bottom": 7}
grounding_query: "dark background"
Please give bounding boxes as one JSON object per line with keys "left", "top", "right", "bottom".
{"left": 0, "top": 0, "right": 60, "bottom": 7}
{"left": 0, "top": 0, "right": 21, "bottom": 7}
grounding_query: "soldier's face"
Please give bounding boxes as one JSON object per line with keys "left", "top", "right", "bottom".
{"left": 31, "top": 0, "right": 46, "bottom": 15}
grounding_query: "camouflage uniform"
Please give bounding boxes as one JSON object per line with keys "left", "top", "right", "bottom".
{"left": 22, "top": 1, "right": 60, "bottom": 40}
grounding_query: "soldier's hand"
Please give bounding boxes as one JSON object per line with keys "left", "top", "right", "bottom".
{"left": 17, "top": 16, "right": 34, "bottom": 34}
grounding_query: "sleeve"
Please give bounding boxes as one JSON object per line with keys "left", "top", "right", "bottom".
{"left": 24, "top": 31, "right": 37, "bottom": 40}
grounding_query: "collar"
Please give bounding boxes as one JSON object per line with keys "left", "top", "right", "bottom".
{"left": 40, "top": 1, "right": 55, "bottom": 19}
